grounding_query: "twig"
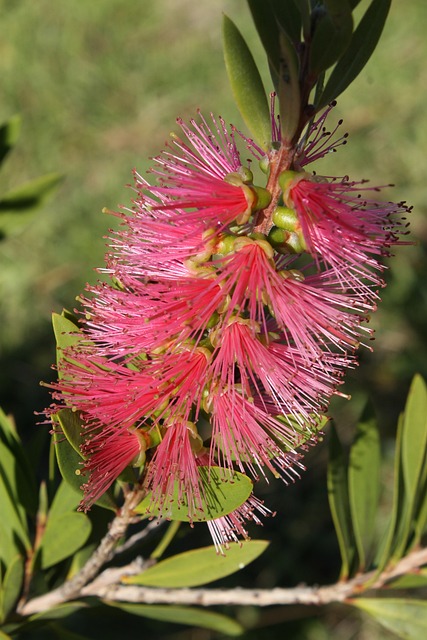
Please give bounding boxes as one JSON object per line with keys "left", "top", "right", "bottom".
{"left": 19, "top": 542, "right": 427, "bottom": 615}
{"left": 18, "top": 488, "right": 144, "bottom": 616}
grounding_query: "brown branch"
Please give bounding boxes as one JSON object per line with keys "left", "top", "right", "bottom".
{"left": 19, "top": 542, "right": 427, "bottom": 616}
{"left": 18, "top": 488, "right": 144, "bottom": 617}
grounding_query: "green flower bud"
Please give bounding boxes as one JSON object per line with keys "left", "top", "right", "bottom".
{"left": 272, "top": 206, "right": 299, "bottom": 231}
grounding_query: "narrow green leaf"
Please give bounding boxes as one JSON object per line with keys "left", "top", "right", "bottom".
{"left": 0, "top": 439, "right": 36, "bottom": 533}
{"left": 0, "top": 115, "right": 21, "bottom": 166}
{"left": 327, "top": 424, "right": 355, "bottom": 579}
{"left": 52, "top": 312, "right": 82, "bottom": 375}
{"left": 105, "top": 602, "right": 243, "bottom": 637}
{"left": 222, "top": 15, "right": 272, "bottom": 150}
{"left": 269, "top": 0, "right": 302, "bottom": 44}
{"left": 126, "top": 540, "right": 269, "bottom": 588}
{"left": 318, "top": 0, "right": 391, "bottom": 109}
{"left": 348, "top": 404, "right": 381, "bottom": 570}
{"left": 56, "top": 409, "right": 85, "bottom": 456}
{"left": 386, "top": 571, "right": 427, "bottom": 590}
{"left": 391, "top": 376, "right": 427, "bottom": 562}
{"left": 0, "top": 457, "right": 31, "bottom": 555}
{"left": 0, "top": 631, "right": 13, "bottom": 640}
{"left": 0, "top": 173, "right": 63, "bottom": 213}
{"left": 247, "top": 0, "right": 281, "bottom": 76}
{"left": 136, "top": 466, "right": 253, "bottom": 523}
{"left": 52, "top": 426, "right": 116, "bottom": 512}
{"left": 48, "top": 480, "right": 81, "bottom": 520}
{"left": 350, "top": 598, "right": 427, "bottom": 640}
{"left": 39, "top": 512, "right": 91, "bottom": 569}
{"left": 401, "top": 375, "right": 427, "bottom": 506}
{"left": 27, "top": 602, "right": 88, "bottom": 623}
{"left": 0, "top": 555, "right": 24, "bottom": 623}
{"left": 309, "top": 0, "right": 353, "bottom": 75}
{"left": 0, "top": 408, "right": 38, "bottom": 517}
{"left": 374, "top": 414, "right": 404, "bottom": 573}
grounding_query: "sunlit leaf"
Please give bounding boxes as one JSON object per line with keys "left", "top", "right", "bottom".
{"left": 222, "top": 15, "right": 272, "bottom": 150}
{"left": 317, "top": 0, "right": 391, "bottom": 108}
{"left": 135, "top": 466, "right": 253, "bottom": 522}
{"left": 56, "top": 409, "right": 85, "bottom": 456}
{"left": 39, "top": 512, "right": 91, "bottom": 569}
{"left": 348, "top": 404, "right": 381, "bottom": 570}
{"left": 350, "top": 598, "right": 427, "bottom": 640}
{"left": 327, "top": 424, "right": 355, "bottom": 579}
{"left": 0, "top": 555, "right": 24, "bottom": 623}
{"left": 0, "top": 115, "right": 20, "bottom": 166}
{"left": 105, "top": 602, "right": 243, "bottom": 636}
{"left": 125, "top": 540, "right": 269, "bottom": 588}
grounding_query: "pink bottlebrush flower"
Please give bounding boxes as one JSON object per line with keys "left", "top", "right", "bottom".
{"left": 79, "top": 426, "right": 145, "bottom": 512}
{"left": 143, "top": 420, "right": 205, "bottom": 522}
{"left": 280, "top": 172, "right": 409, "bottom": 289}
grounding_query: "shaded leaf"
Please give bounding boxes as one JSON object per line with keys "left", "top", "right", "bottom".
{"left": 0, "top": 115, "right": 20, "bottom": 166}
{"left": 269, "top": 0, "right": 302, "bottom": 44}
{"left": 39, "top": 512, "right": 91, "bottom": 569}
{"left": 327, "top": 424, "right": 355, "bottom": 579}
{"left": 401, "top": 375, "right": 427, "bottom": 511}
{"left": 56, "top": 409, "right": 85, "bottom": 456}
{"left": 0, "top": 409, "right": 38, "bottom": 517}
{"left": 52, "top": 312, "right": 82, "bottom": 375}
{"left": 309, "top": 0, "right": 353, "bottom": 76}
{"left": 350, "top": 598, "right": 427, "bottom": 640}
{"left": 386, "top": 571, "right": 427, "bottom": 590}
{"left": 136, "top": 466, "right": 253, "bottom": 522}
{"left": 105, "top": 602, "right": 243, "bottom": 636}
{"left": 222, "top": 15, "right": 271, "bottom": 150}
{"left": 318, "top": 0, "right": 391, "bottom": 108}
{"left": 27, "top": 602, "right": 88, "bottom": 623}
{"left": 0, "top": 173, "right": 63, "bottom": 213}
{"left": 48, "top": 480, "right": 81, "bottom": 520}
{"left": 125, "top": 540, "right": 269, "bottom": 588}
{"left": 0, "top": 439, "right": 36, "bottom": 537}
{"left": 374, "top": 414, "right": 404, "bottom": 573}
{"left": 52, "top": 426, "right": 116, "bottom": 512}
{"left": 348, "top": 404, "right": 381, "bottom": 570}
{"left": 0, "top": 555, "right": 24, "bottom": 623}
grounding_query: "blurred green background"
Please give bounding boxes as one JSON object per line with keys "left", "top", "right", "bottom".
{"left": 1, "top": 0, "right": 426, "bottom": 638}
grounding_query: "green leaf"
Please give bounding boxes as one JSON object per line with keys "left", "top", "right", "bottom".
{"left": 327, "top": 424, "right": 355, "bottom": 579}
{"left": 222, "top": 15, "right": 272, "bottom": 150}
{"left": 391, "top": 376, "right": 427, "bottom": 561}
{"left": 135, "top": 466, "right": 253, "bottom": 523}
{"left": 39, "top": 512, "right": 91, "bottom": 569}
{"left": 125, "top": 540, "right": 269, "bottom": 588}
{"left": 401, "top": 375, "right": 427, "bottom": 511}
{"left": 0, "top": 631, "right": 13, "bottom": 640}
{"left": 52, "top": 312, "right": 82, "bottom": 374}
{"left": 309, "top": 0, "right": 353, "bottom": 76}
{"left": 269, "top": 0, "right": 302, "bottom": 44}
{"left": 0, "top": 173, "right": 63, "bottom": 213}
{"left": 348, "top": 404, "right": 381, "bottom": 570}
{"left": 0, "top": 438, "right": 36, "bottom": 537}
{"left": 0, "top": 115, "right": 20, "bottom": 166}
{"left": 374, "top": 414, "right": 404, "bottom": 573}
{"left": 0, "top": 409, "right": 38, "bottom": 517}
{"left": 350, "top": 598, "right": 427, "bottom": 640}
{"left": 0, "top": 555, "right": 24, "bottom": 623}
{"left": 27, "top": 602, "right": 88, "bottom": 623}
{"left": 56, "top": 409, "right": 85, "bottom": 456}
{"left": 247, "top": 1, "right": 281, "bottom": 77}
{"left": 52, "top": 425, "right": 116, "bottom": 512}
{"left": 386, "top": 571, "right": 427, "bottom": 590}
{"left": 105, "top": 602, "right": 243, "bottom": 637}
{"left": 317, "top": 0, "right": 391, "bottom": 109}
{"left": 48, "top": 480, "right": 81, "bottom": 519}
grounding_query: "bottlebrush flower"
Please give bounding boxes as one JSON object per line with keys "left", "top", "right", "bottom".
{"left": 46, "top": 105, "right": 408, "bottom": 550}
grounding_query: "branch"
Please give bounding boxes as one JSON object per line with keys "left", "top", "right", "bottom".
{"left": 18, "top": 488, "right": 144, "bottom": 617}
{"left": 20, "top": 542, "right": 427, "bottom": 615}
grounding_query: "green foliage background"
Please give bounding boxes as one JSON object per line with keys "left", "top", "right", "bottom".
{"left": 0, "top": 0, "right": 426, "bottom": 638}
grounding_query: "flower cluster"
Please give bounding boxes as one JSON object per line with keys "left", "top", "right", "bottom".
{"left": 47, "top": 104, "right": 409, "bottom": 549}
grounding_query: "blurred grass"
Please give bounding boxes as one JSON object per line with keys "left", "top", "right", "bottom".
{"left": 0, "top": 1, "right": 426, "bottom": 638}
